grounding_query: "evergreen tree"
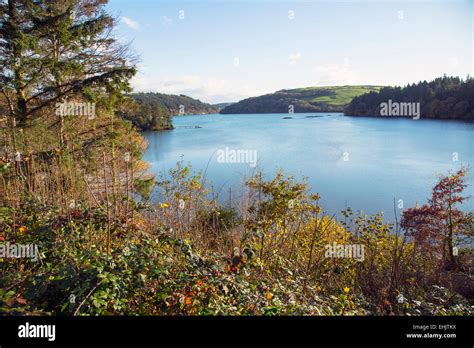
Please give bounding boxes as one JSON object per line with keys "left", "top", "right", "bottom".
{"left": 346, "top": 76, "right": 474, "bottom": 119}
{"left": 0, "top": 0, "right": 136, "bottom": 131}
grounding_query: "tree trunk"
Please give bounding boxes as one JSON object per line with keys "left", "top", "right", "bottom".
{"left": 8, "top": 0, "right": 28, "bottom": 125}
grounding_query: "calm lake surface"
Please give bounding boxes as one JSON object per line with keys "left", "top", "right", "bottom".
{"left": 142, "top": 113, "right": 473, "bottom": 222}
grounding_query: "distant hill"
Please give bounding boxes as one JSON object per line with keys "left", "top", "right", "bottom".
{"left": 220, "top": 86, "right": 383, "bottom": 114}
{"left": 131, "top": 92, "right": 218, "bottom": 116}
{"left": 116, "top": 95, "right": 173, "bottom": 131}
{"left": 345, "top": 76, "right": 474, "bottom": 119}
{"left": 116, "top": 92, "right": 220, "bottom": 131}
{"left": 213, "top": 102, "right": 235, "bottom": 111}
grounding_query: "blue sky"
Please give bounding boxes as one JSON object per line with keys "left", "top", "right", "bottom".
{"left": 108, "top": 0, "right": 473, "bottom": 104}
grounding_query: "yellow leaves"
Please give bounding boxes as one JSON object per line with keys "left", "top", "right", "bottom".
{"left": 189, "top": 180, "right": 202, "bottom": 190}
{"left": 159, "top": 202, "right": 169, "bottom": 209}
{"left": 128, "top": 214, "right": 148, "bottom": 232}
{"left": 134, "top": 160, "right": 150, "bottom": 172}
{"left": 184, "top": 296, "right": 192, "bottom": 306}
{"left": 266, "top": 290, "right": 273, "bottom": 301}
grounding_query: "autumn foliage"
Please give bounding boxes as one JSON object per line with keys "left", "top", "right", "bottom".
{"left": 401, "top": 168, "right": 471, "bottom": 270}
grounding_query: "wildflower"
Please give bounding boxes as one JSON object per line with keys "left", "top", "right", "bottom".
{"left": 160, "top": 203, "right": 169, "bottom": 209}
{"left": 343, "top": 287, "right": 350, "bottom": 293}
{"left": 18, "top": 226, "right": 27, "bottom": 233}
{"left": 189, "top": 181, "right": 201, "bottom": 190}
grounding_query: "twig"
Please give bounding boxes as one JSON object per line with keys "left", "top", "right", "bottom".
{"left": 73, "top": 282, "right": 101, "bottom": 316}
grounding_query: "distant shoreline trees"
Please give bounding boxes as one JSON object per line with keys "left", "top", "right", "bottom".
{"left": 116, "top": 95, "right": 173, "bottom": 131}
{"left": 345, "top": 76, "right": 474, "bottom": 119}
{"left": 117, "top": 92, "right": 221, "bottom": 131}
{"left": 130, "top": 92, "right": 218, "bottom": 116}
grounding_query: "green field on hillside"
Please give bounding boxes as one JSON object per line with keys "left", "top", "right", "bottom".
{"left": 293, "top": 86, "right": 383, "bottom": 106}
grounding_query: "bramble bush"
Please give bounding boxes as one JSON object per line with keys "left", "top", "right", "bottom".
{"left": 2, "top": 162, "right": 471, "bottom": 316}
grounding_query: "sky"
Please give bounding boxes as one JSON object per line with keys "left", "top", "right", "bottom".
{"left": 108, "top": 0, "right": 473, "bottom": 104}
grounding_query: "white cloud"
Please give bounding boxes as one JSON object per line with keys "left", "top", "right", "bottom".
{"left": 121, "top": 16, "right": 140, "bottom": 30}
{"left": 312, "top": 58, "right": 356, "bottom": 85}
{"left": 288, "top": 52, "right": 302, "bottom": 65}
{"left": 130, "top": 74, "right": 264, "bottom": 104}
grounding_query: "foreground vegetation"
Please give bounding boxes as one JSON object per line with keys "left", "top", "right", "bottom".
{"left": 1, "top": 144, "right": 473, "bottom": 315}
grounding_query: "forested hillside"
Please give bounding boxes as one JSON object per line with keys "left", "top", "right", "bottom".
{"left": 116, "top": 96, "right": 173, "bottom": 131}
{"left": 116, "top": 92, "right": 220, "bottom": 131}
{"left": 345, "top": 76, "right": 474, "bottom": 119}
{"left": 132, "top": 92, "right": 218, "bottom": 116}
{"left": 220, "top": 86, "right": 382, "bottom": 114}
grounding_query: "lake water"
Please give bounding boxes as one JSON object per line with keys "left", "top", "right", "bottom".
{"left": 142, "top": 113, "right": 473, "bottom": 222}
